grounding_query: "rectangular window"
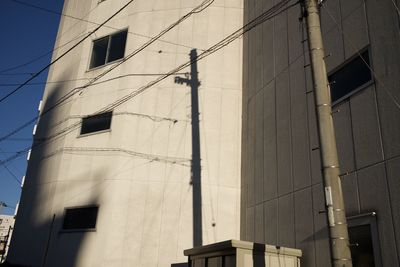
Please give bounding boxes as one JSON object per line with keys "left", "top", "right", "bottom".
{"left": 63, "top": 206, "right": 98, "bottom": 230}
{"left": 80, "top": 111, "right": 112, "bottom": 135}
{"left": 89, "top": 29, "right": 127, "bottom": 69}
{"left": 328, "top": 49, "right": 372, "bottom": 103}
{"left": 347, "top": 213, "right": 382, "bottom": 267}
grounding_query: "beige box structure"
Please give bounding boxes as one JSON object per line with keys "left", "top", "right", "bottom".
{"left": 184, "top": 240, "right": 301, "bottom": 267}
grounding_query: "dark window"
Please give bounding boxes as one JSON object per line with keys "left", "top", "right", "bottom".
{"left": 347, "top": 213, "right": 382, "bottom": 267}
{"left": 348, "top": 224, "right": 375, "bottom": 267}
{"left": 328, "top": 49, "right": 372, "bottom": 103}
{"left": 89, "top": 30, "right": 127, "bottom": 69}
{"left": 63, "top": 206, "right": 98, "bottom": 230}
{"left": 80, "top": 111, "right": 112, "bottom": 135}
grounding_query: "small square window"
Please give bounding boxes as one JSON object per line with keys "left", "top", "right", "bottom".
{"left": 328, "top": 49, "right": 372, "bottom": 103}
{"left": 80, "top": 111, "right": 112, "bottom": 135}
{"left": 63, "top": 206, "right": 98, "bottom": 230}
{"left": 89, "top": 30, "right": 127, "bottom": 69}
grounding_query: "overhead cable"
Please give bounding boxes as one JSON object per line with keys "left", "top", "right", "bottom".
{"left": 0, "top": 0, "right": 137, "bottom": 104}
{"left": 0, "top": 0, "right": 298, "bottom": 167}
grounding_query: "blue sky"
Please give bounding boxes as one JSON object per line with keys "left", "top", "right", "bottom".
{"left": 0, "top": 0, "right": 64, "bottom": 215}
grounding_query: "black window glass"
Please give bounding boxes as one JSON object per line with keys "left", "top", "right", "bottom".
{"left": 329, "top": 50, "right": 372, "bottom": 102}
{"left": 348, "top": 224, "right": 375, "bottom": 267}
{"left": 108, "top": 30, "right": 127, "bottom": 63}
{"left": 90, "top": 37, "right": 109, "bottom": 69}
{"left": 89, "top": 30, "right": 127, "bottom": 69}
{"left": 63, "top": 206, "right": 98, "bottom": 230}
{"left": 81, "top": 111, "right": 112, "bottom": 135}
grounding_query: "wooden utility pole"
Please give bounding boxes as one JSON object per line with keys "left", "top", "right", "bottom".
{"left": 174, "top": 49, "right": 202, "bottom": 247}
{"left": 302, "top": 0, "right": 353, "bottom": 266}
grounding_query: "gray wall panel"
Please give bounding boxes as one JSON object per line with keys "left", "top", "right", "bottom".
{"left": 323, "top": 27, "right": 345, "bottom": 72}
{"left": 247, "top": 99, "right": 256, "bottom": 207}
{"left": 288, "top": 5, "right": 303, "bottom": 64}
{"left": 340, "top": 173, "right": 360, "bottom": 215}
{"left": 262, "top": 19, "right": 275, "bottom": 86}
{"left": 294, "top": 188, "right": 316, "bottom": 267}
{"left": 278, "top": 194, "right": 295, "bottom": 247}
{"left": 340, "top": 0, "right": 363, "bottom": 19}
{"left": 276, "top": 70, "right": 292, "bottom": 195}
{"left": 274, "top": 10, "right": 288, "bottom": 75}
{"left": 358, "top": 164, "right": 399, "bottom": 266}
{"left": 255, "top": 203, "right": 265, "bottom": 243}
{"left": 342, "top": 6, "right": 369, "bottom": 59}
{"left": 255, "top": 91, "right": 264, "bottom": 204}
{"left": 246, "top": 206, "right": 255, "bottom": 241}
{"left": 386, "top": 158, "right": 400, "bottom": 262}
{"left": 307, "top": 92, "right": 319, "bottom": 150}
{"left": 320, "top": 0, "right": 341, "bottom": 35}
{"left": 350, "top": 86, "right": 384, "bottom": 168}
{"left": 264, "top": 199, "right": 278, "bottom": 245}
{"left": 332, "top": 100, "right": 355, "bottom": 174}
{"left": 263, "top": 81, "right": 278, "bottom": 201}
{"left": 290, "top": 57, "right": 311, "bottom": 190}
{"left": 310, "top": 149, "right": 323, "bottom": 185}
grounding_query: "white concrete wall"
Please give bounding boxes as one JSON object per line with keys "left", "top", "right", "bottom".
{"left": 8, "top": 0, "right": 243, "bottom": 266}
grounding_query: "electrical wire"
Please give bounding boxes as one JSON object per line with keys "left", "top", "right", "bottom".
{"left": 0, "top": 0, "right": 299, "bottom": 168}
{"left": 41, "top": 147, "right": 190, "bottom": 167}
{"left": 0, "top": 147, "right": 22, "bottom": 185}
{"left": 0, "top": 0, "right": 214, "bottom": 143}
{"left": 389, "top": 0, "right": 400, "bottom": 16}
{"left": 0, "top": 73, "right": 188, "bottom": 87}
{"left": 0, "top": 1, "right": 102, "bottom": 74}
{"left": 3, "top": 0, "right": 203, "bottom": 75}
{"left": 0, "top": 0, "right": 137, "bottom": 104}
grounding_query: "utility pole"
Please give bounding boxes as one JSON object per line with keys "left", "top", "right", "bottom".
{"left": 174, "top": 49, "right": 202, "bottom": 247}
{"left": 302, "top": 0, "right": 353, "bottom": 266}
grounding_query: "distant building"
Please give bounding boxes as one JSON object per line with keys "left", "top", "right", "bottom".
{"left": 0, "top": 215, "right": 14, "bottom": 263}
{"left": 7, "top": 0, "right": 243, "bottom": 266}
{"left": 241, "top": 0, "right": 400, "bottom": 266}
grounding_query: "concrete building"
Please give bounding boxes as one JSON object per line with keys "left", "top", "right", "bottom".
{"left": 7, "top": 0, "right": 243, "bottom": 266}
{"left": 0, "top": 215, "right": 14, "bottom": 263}
{"left": 241, "top": 0, "right": 400, "bottom": 266}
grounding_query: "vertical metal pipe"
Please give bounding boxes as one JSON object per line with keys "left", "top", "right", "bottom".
{"left": 303, "top": 0, "right": 353, "bottom": 266}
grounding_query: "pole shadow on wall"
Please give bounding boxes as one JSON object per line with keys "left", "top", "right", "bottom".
{"left": 174, "top": 49, "right": 202, "bottom": 248}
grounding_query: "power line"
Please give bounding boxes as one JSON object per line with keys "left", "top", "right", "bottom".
{"left": 3, "top": 0, "right": 202, "bottom": 74}
{"left": 0, "top": 2, "right": 101, "bottom": 74}
{"left": 0, "top": 32, "right": 87, "bottom": 74}
{"left": 0, "top": 0, "right": 214, "bottom": 143}
{"left": 0, "top": 73, "right": 188, "bottom": 87}
{"left": 0, "top": 0, "right": 137, "bottom": 104}
{"left": 0, "top": 0, "right": 298, "bottom": 168}
{"left": 0, "top": 147, "right": 22, "bottom": 185}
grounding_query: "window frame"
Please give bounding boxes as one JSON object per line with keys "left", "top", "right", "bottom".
{"left": 61, "top": 205, "right": 99, "bottom": 233}
{"left": 329, "top": 46, "right": 374, "bottom": 106}
{"left": 347, "top": 212, "right": 383, "bottom": 266}
{"left": 88, "top": 28, "right": 128, "bottom": 70}
{"left": 79, "top": 111, "right": 113, "bottom": 137}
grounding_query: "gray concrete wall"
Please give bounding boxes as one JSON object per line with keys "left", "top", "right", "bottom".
{"left": 8, "top": 0, "right": 243, "bottom": 266}
{"left": 241, "top": 0, "right": 400, "bottom": 266}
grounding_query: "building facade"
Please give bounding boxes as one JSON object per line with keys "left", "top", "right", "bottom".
{"left": 241, "top": 0, "right": 400, "bottom": 266}
{"left": 7, "top": 0, "right": 243, "bottom": 266}
{"left": 0, "top": 215, "right": 14, "bottom": 263}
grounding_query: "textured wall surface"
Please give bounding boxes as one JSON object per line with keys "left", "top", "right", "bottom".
{"left": 241, "top": 0, "right": 400, "bottom": 266}
{"left": 8, "top": 0, "right": 243, "bottom": 266}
